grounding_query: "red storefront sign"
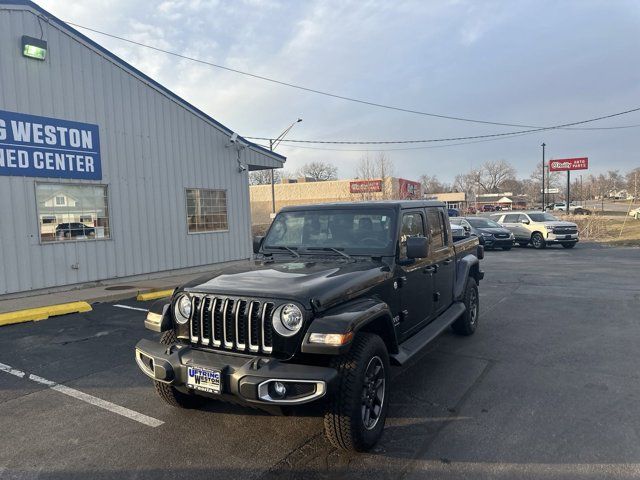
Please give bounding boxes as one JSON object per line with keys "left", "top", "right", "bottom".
{"left": 350, "top": 180, "right": 382, "bottom": 194}
{"left": 549, "top": 157, "right": 589, "bottom": 172}
{"left": 398, "top": 178, "right": 421, "bottom": 199}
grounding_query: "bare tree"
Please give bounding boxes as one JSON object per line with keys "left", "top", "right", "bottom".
{"left": 354, "top": 152, "right": 395, "bottom": 199}
{"left": 626, "top": 167, "right": 640, "bottom": 200}
{"left": 419, "top": 174, "right": 448, "bottom": 194}
{"left": 249, "top": 169, "right": 282, "bottom": 186}
{"left": 473, "top": 160, "right": 517, "bottom": 193}
{"left": 295, "top": 161, "right": 338, "bottom": 181}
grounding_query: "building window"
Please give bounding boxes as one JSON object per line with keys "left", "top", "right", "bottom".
{"left": 36, "top": 183, "right": 110, "bottom": 242}
{"left": 186, "top": 188, "right": 228, "bottom": 233}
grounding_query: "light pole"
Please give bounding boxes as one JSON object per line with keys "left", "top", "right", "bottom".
{"left": 541, "top": 143, "right": 546, "bottom": 209}
{"left": 269, "top": 118, "right": 302, "bottom": 215}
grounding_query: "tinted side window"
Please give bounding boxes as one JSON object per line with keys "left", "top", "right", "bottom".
{"left": 503, "top": 214, "right": 519, "bottom": 223}
{"left": 400, "top": 212, "right": 425, "bottom": 258}
{"left": 426, "top": 208, "right": 444, "bottom": 249}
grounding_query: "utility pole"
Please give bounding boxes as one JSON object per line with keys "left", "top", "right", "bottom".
{"left": 268, "top": 118, "right": 303, "bottom": 215}
{"left": 541, "top": 143, "right": 546, "bottom": 209}
{"left": 566, "top": 170, "right": 571, "bottom": 213}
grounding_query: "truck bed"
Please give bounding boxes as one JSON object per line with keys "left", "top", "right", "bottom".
{"left": 453, "top": 235, "right": 480, "bottom": 260}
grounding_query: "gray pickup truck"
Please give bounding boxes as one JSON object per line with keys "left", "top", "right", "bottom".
{"left": 136, "top": 200, "right": 484, "bottom": 451}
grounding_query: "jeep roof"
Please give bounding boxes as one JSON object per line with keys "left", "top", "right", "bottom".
{"left": 279, "top": 200, "right": 446, "bottom": 212}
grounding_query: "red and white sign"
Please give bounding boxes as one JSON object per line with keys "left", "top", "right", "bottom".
{"left": 398, "top": 178, "right": 421, "bottom": 199}
{"left": 350, "top": 180, "right": 382, "bottom": 194}
{"left": 549, "top": 157, "right": 589, "bottom": 172}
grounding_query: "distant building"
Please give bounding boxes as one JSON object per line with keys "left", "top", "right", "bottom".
{"left": 476, "top": 193, "right": 528, "bottom": 210}
{"left": 250, "top": 177, "right": 421, "bottom": 224}
{"left": 423, "top": 192, "right": 467, "bottom": 210}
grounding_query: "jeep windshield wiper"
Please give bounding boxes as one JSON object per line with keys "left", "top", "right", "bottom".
{"left": 267, "top": 246, "right": 300, "bottom": 258}
{"left": 305, "top": 247, "right": 353, "bottom": 260}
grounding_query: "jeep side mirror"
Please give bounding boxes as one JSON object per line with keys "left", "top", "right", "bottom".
{"left": 520, "top": 219, "right": 530, "bottom": 225}
{"left": 253, "top": 235, "right": 264, "bottom": 254}
{"left": 406, "top": 236, "right": 429, "bottom": 259}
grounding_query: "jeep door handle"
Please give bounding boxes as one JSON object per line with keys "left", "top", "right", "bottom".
{"left": 424, "top": 265, "right": 437, "bottom": 274}
{"left": 443, "top": 259, "right": 452, "bottom": 265}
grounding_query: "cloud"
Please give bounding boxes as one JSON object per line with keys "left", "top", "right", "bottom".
{"left": 34, "top": 0, "right": 640, "bottom": 180}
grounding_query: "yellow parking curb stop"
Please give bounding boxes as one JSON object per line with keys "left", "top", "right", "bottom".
{"left": 0, "top": 301, "right": 93, "bottom": 327}
{"left": 136, "top": 289, "right": 174, "bottom": 301}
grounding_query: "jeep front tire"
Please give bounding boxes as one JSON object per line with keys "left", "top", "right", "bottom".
{"left": 323, "top": 332, "right": 390, "bottom": 452}
{"left": 154, "top": 330, "right": 205, "bottom": 409}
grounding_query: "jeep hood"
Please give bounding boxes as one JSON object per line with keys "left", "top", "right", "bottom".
{"left": 181, "top": 258, "right": 392, "bottom": 311}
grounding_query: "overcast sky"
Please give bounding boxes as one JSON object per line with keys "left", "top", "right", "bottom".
{"left": 39, "top": 0, "right": 640, "bottom": 183}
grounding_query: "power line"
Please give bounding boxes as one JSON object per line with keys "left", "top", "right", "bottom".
{"left": 246, "top": 106, "right": 640, "bottom": 145}
{"left": 66, "top": 20, "right": 639, "bottom": 132}
{"left": 253, "top": 130, "right": 540, "bottom": 152}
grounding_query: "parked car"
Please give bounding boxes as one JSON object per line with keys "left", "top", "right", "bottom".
{"left": 451, "top": 217, "right": 515, "bottom": 250}
{"left": 135, "top": 201, "right": 484, "bottom": 452}
{"left": 629, "top": 207, "right": 640, "bottom": 219}
{"left": 491, "top": 211, "right": 579, "bottom": 249}
{"left": 482, "top": 205, "right": 496, "bottom": 212}
{"left": 447, "top": 208, "right": 460, "bottom": 217}
{"left": 55, "top": 222, "right": 95, "bottom": 239}
{"left": 551, "top": 202, "right": 567, "bottom": 211}
{"left": 572, "top": 207, "right": 591, "bottom": 215}
{"left": 466, "top": 206, "right": 477, "bottom": 215}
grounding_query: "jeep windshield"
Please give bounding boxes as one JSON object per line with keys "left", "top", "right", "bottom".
{"left": 528, "top": 213, "right": 559, "bottom": 222}
{"left": 263, "top": 208, "right": 397, "bottom": 256}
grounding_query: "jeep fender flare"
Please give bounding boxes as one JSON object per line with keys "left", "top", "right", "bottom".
{"left": 454, "top": 255, "right": 482, "bottom": 301}
{"left": 144, "top": 301, "right": 172, "bottom": 332}
{"left": 301, "top": 298, "right": 398, "bottom": 355}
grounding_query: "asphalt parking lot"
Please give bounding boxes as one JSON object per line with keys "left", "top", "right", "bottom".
{"left": 1, "top": 243, "right": 639, "bottom": 480}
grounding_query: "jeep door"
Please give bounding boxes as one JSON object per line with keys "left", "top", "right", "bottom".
{"left": 397, "top": 210, "right": 432, "bottom": 338}
{"left": 425, "top": 207, "right": 454, "bottom": 317}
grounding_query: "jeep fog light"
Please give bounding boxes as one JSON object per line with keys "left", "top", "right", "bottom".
{"left": 308, "top": 332, "right": 354, "bottom": 346}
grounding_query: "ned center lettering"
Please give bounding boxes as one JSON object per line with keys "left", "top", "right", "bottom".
{"left": 0, "top": 110, "right": 102, "bottom": 180}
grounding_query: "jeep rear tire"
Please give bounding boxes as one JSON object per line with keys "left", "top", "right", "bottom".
{"left": 531, "top": 232, "right": 546, "bottom": 249}
{"left": 451, "top": 278, "right": 479, "bottom": 336}
{"left": 323, "top": 332, "right": 389, "bottom": 452}
{"left": 154, "top": 330, "right": 205, "bottom": 409}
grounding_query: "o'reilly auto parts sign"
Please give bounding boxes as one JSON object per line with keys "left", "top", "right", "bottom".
{"left": 549, "top": 157, "right": 588, "bottom": 172}
{"left": 0, "top": 110, "right": 101, "bottom": 180}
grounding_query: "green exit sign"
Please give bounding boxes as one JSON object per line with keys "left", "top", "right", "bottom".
{"left": 22, "top": 35, "right": 47, "bottom": 60}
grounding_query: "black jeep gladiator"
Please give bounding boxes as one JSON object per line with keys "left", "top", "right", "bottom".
{"left": 135, "top": 201, "right": 484, "bottom": 451}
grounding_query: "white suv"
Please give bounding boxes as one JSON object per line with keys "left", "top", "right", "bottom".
{"left": 491, "top": 211, "right": 579, "bottom": 249}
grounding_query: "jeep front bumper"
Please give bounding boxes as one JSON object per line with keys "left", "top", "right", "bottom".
{"left": 135, "top": 339, "right": 337, "bottom": 405}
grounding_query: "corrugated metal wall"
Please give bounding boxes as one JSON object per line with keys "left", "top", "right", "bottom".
{"left": 0, "top": 6, "right": 282, "bottom": 295}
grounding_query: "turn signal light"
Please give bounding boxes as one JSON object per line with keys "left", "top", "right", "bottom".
{"left": 308, "top": 332, "right": 354, "bottom": 346}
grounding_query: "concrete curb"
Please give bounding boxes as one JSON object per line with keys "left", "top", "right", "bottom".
{"left": 136, "top": 289, "right": 174, "bottom": 301}
{"left": 0, "top": 301, "right": 93, "bottom": 327}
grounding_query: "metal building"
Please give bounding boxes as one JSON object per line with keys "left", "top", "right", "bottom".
{"left": 0, "top": 0, "right": 285, "bottom": 296}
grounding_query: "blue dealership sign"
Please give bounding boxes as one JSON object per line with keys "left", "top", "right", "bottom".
{"left": 0, "top": 109, "right": 101, "bottom": 180}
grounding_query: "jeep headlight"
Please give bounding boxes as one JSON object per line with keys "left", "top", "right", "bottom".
{"left": 173, "top": 294, "right": 192, "bottom": 324}
{"left": 273, "top": 304, "right": 303, "bottom": 337}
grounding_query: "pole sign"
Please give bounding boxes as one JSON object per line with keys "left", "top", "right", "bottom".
{"left": 0, "top": 109, "right": 101, "bottom": 180}
{"left": 549, "top": 157, "right": 588, "bottom": 172}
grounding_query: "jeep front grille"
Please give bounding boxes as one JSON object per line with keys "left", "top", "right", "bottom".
{"left": 188, "top": 296, "right": 274, "bottom": 355}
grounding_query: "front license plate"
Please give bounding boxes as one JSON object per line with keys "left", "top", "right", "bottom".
{"left": 186, "top": 365, "right": 221, "bottom": 394}
{"left": 564, "top": 235, "right": 572, "bottom": 239}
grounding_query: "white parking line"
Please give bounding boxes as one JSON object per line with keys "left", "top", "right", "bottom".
{"left": 113, "top": 304, "right": 148, "bottom": 312}
{"left": 0, "top": 362, "right": 163, "bottom": 428}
